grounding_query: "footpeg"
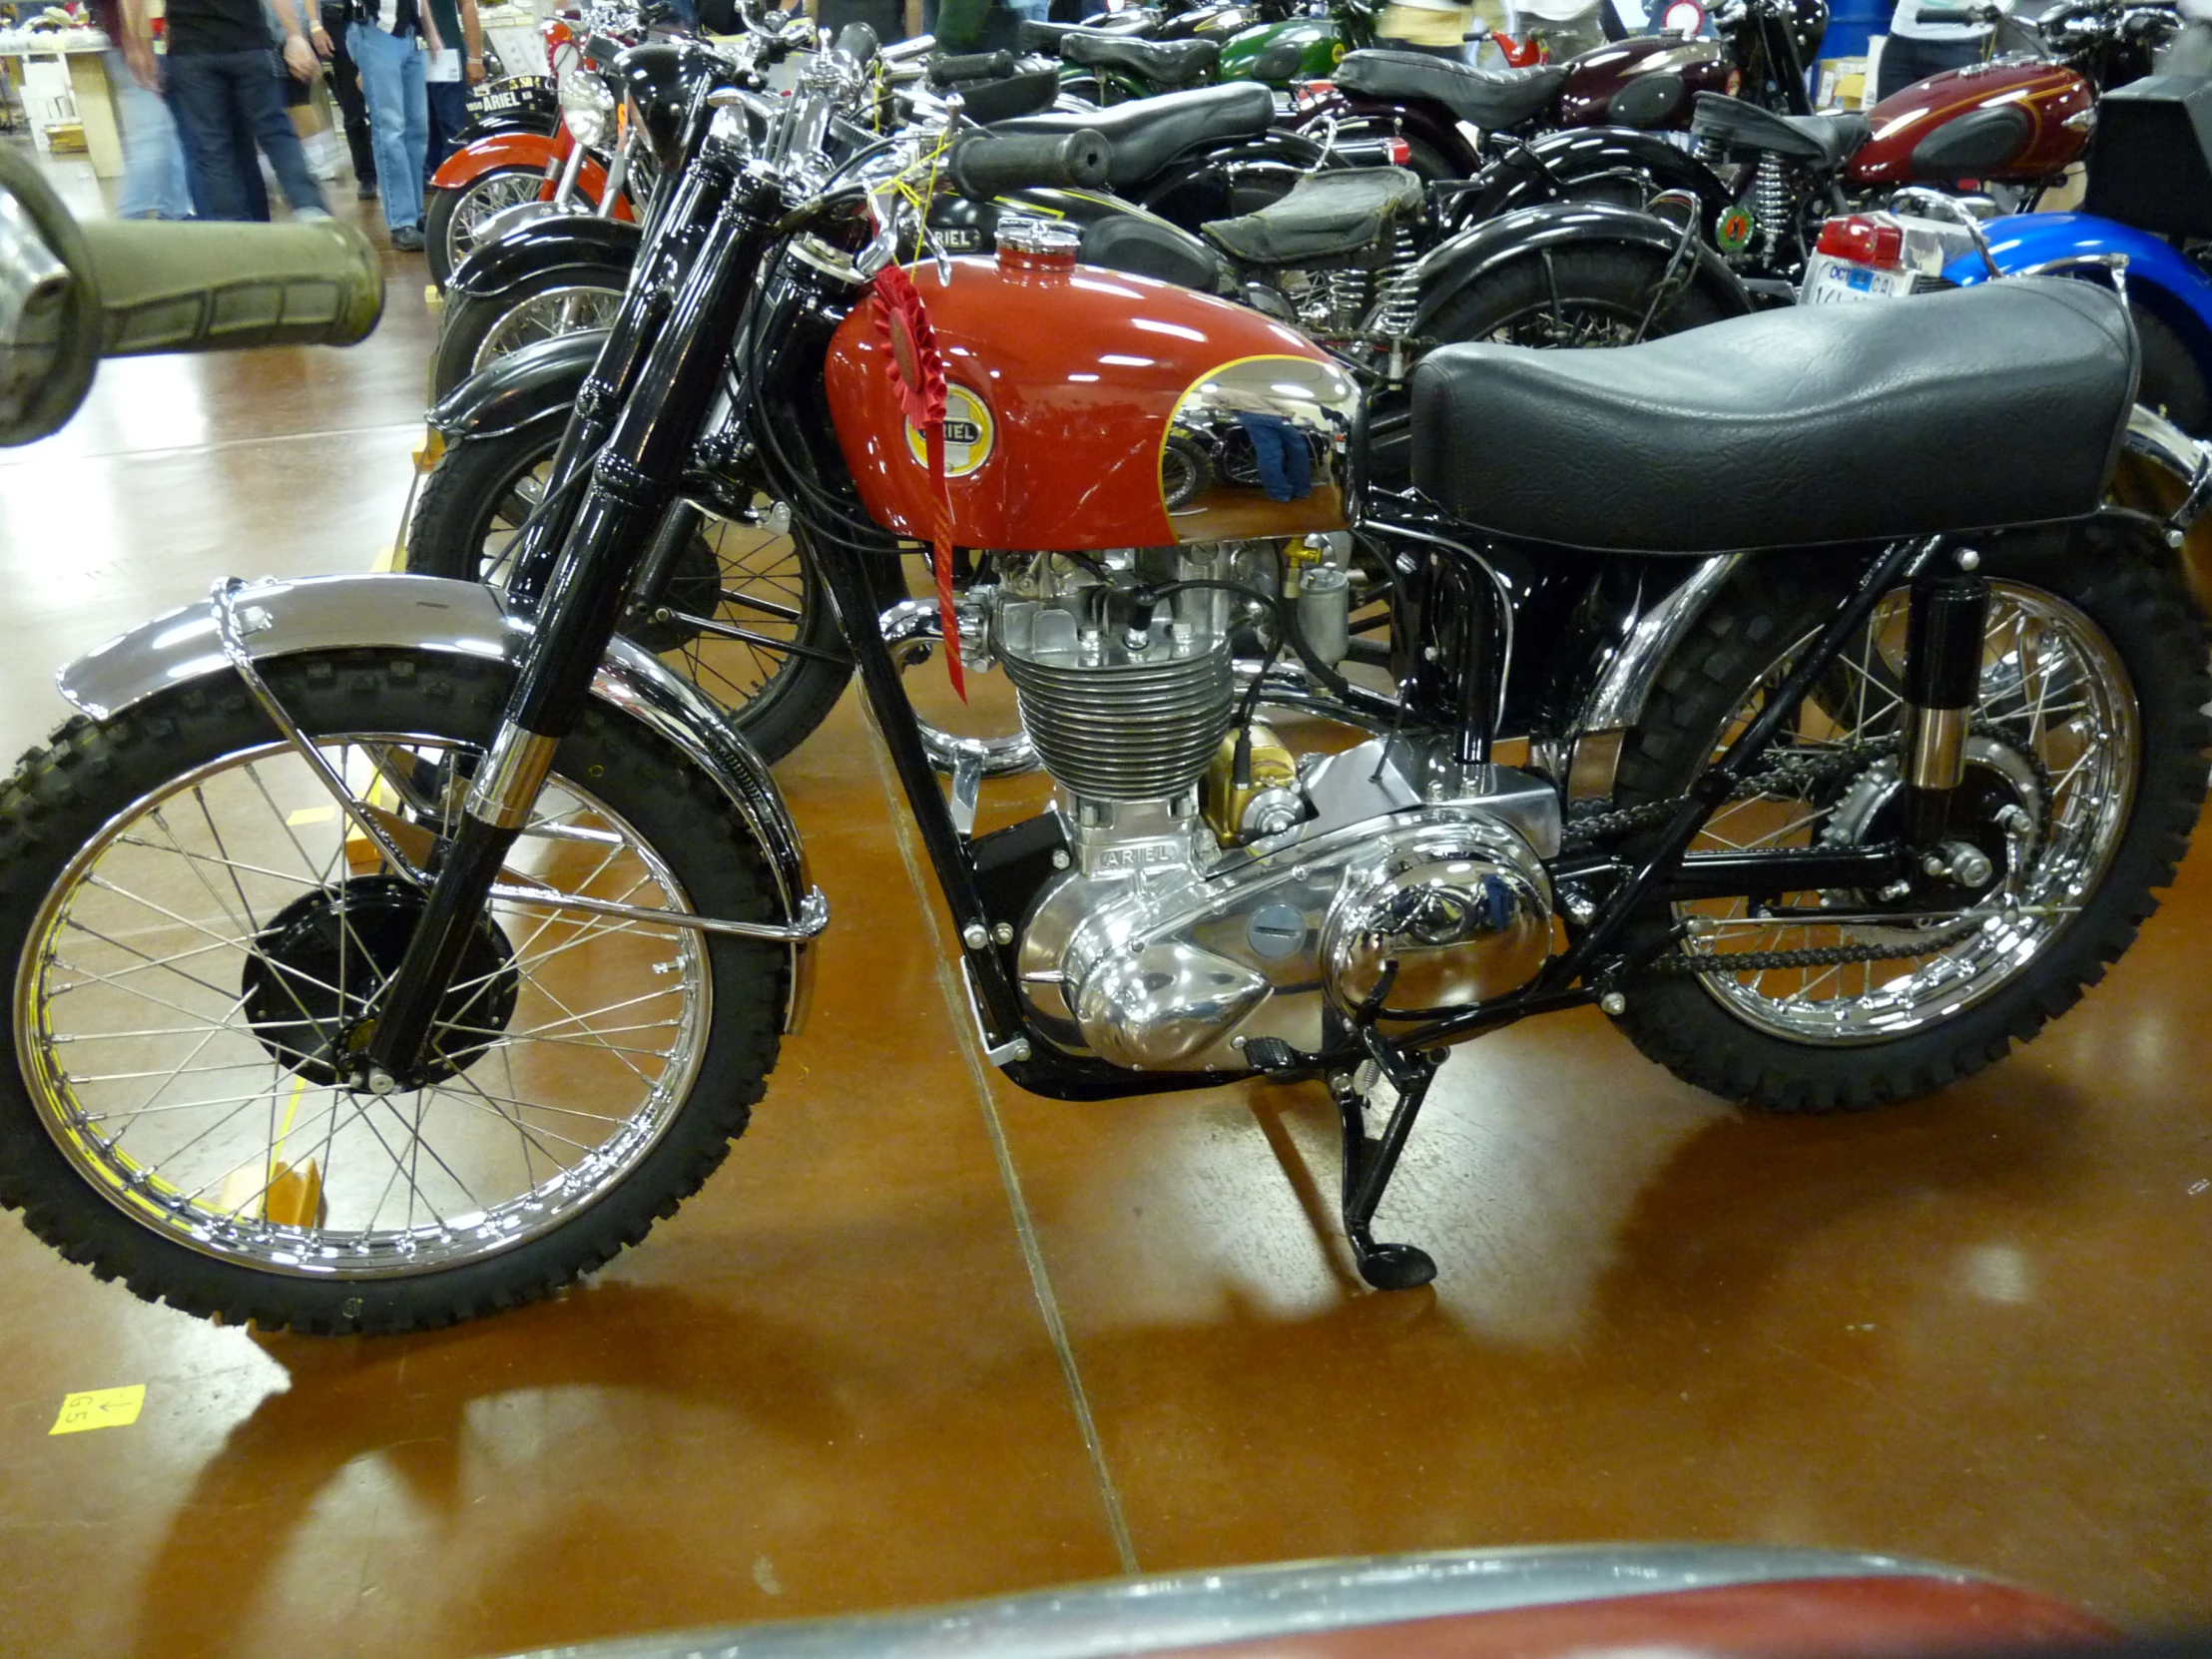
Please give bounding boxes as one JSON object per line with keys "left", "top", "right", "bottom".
{"left": 1242, "top": 1036, "right": 1303, "bottom": 1074}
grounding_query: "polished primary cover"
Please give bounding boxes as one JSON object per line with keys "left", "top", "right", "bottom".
{"left": 822, "top": 256, "right": 1358, "bottom": 551}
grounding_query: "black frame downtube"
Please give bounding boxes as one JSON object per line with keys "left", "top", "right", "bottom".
{"left": 367, "top": 173, "right": 782, "bottom": 1084}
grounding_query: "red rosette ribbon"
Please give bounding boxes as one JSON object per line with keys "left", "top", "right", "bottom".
{"left": 870, "top": 264, "right": 965, "bottom": 701}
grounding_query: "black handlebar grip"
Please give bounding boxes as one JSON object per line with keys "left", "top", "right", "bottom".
{"left": 1914, "top": 5, "right": 1983, "bottom": 21}
{"left": 944, "top": 129, "right": 1112, "bottom": 199}
{"left": 74, "top": 219, "right": 384, "bottom": 357}
{"left": 928, "top": 49, "right": 1015, "bottom": 84}
{"left": 833, "top": 20, "right": 880, "bottom": 62}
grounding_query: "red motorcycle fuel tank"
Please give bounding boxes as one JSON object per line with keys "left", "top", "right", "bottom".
{"left": 1847, "top": 59, "right": 2093, "bottom": 186}
{"left": 1554, "top": 36, "right": 1736, "bottom": 130}
{"left": 824, "top": 254, "right": 1359, "bottom": 552}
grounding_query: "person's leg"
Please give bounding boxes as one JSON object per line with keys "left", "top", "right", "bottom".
{"left": 350, "top": 23, "right": 418, "bottom": 233}
{"left": 320, "top": 2, "right": 376, "bottom": 193}
{"left": 390, "top": 42, "right": 427, "bottom": 228}
{"left": 217, "top": 52, "right": 272, "bottom": 220}
{"left": 162, "top": 53, "right": 251, "bottom": 220}
{"left": 234, "top": 44, "right": 328, "bottom": 212}
{"left": 105, "top": 49, "right": 193, "bottom": 218}
{"left": 424, "top": 77, "right": 466, "bottom": 174}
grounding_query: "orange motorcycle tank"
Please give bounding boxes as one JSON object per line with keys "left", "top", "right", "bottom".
{"left": 822, "top": 257, "right": 1360, "bottom": 552}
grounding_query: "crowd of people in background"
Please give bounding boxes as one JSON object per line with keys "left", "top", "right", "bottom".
{"left": 1, "top": 0, "right": 479, "bottom": 244}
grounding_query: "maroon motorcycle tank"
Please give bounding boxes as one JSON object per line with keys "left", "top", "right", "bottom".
{"left": 1847, "top": 59, "right": 2093, "bottom": 185}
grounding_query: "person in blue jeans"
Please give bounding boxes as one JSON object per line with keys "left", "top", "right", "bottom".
{"left": 348, "top": 0, "right": 434, "bottom": 251}
{"left": 122, "top": 0, "right": 329, "bottom": 222}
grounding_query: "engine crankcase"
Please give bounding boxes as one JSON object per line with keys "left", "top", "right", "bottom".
{"left": 1017, "top": 744, "right": 1560, "bottom": 1073}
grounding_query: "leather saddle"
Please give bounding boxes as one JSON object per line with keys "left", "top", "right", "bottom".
{"left": 1202, "top": 166, "right": 1425, "bottom": 266}
{"left": 1407, "top": 279, "right": 2139, "bottom": 554}
{"left": 992, "top": 82, "right": 1276, "bottom": 191}
{"left": 1015, "top": 15, "right": 1157, "bottom": 51}
{"left": 1059, "top": 31, "right": 1221, "bottom": 88}
{"left": 1333, "top": 49, "right": 1568, "bottom": 131}
{"left": 1691, "top": 92, "right": 1871, "bottom": 168}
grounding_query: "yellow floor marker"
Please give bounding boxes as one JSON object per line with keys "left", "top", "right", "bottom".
{"left": 50, "top": 1384, "right": 146, "bottom": 1436}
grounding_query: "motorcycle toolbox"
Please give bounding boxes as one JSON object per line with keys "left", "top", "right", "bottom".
{"left": 2080, "top": 74, "right": 2212, "bottom": 240}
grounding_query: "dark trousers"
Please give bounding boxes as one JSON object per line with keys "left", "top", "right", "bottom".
{"left": 425, "top": 78, "right": 468, "bottom": 174}
{"left": 164, "top": 49, "right": 327, "bottom": 221}
{"left": 1875, "top": 32, "right": 1982, "bottom": 100}
{"left": 319, "top": 1, "right": 376, "bottom": 187}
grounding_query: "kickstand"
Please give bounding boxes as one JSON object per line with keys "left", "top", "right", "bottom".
{"left": 1327, "top": 1034, "right": 1442, "bottom": 1292}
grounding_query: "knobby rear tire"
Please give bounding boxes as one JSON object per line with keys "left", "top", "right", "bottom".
{"left": 1604, "top": 531, "right": 2209, "bottom": 1113}
{"left": 0, "top": 650, "right": 786, "bottom": 1333}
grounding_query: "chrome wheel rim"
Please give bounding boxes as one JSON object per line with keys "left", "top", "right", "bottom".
{"left": 448, "top": 171, "right": 546, "bottom": 263}
{"left": 14, "top": 734, "right": 713, "bottom": 1278}
{"left": 1677, "top": 581, "right": 2138, "bottom": 1046}
{"left": 469, "top": 283, "right": 626, "bottom": 374}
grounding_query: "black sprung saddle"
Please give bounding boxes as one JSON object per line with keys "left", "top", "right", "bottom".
{"left": 1333, "top": 49, "right": 1569, "bottom": 131}
{"left": 991, "top": 82, "right": 1275, "bottom": 191}
{"left": 1407, "top": 278, "right": 2139, "bottom": 554}
{"left": 1690, "top": 91, "right": 1871, "bottom": 167}
{"left": 1059, "top": 31, "right": 1222, "bottom": 88}
{"left": 1202, "top": 166, "right": 1425, "bottom": 266}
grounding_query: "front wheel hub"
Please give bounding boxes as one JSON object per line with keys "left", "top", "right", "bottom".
{"left": 240, "top": 873, "right": 518, "bottom": 1090}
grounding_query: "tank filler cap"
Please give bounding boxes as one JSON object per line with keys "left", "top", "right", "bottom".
{"left": 995, "top": 216, "right": 1080, "bottom": 274}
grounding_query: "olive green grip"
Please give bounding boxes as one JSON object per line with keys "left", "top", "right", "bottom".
{"left": 72, "top": 218, "right": 385, "bottom": 358}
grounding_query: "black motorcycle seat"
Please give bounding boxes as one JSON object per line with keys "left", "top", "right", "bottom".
{"left": 1060, "top": 31, "right": 1221, "bottom": 87}
{"left": 1407, "top": 279, "right": 2138, "bottom": 554}
{"left": 1201, "top": 165, "right": 1424, "bottom": 265}
{"left": 1333, "top": 49, "right": 1568, "bottom": 131}
{"left": 993, "top": 82, "right": 1276, "bottom": 190}
{"left": 1690, "top": 92, "right": 1871, "bottom": 167}
{"left": 1016, "top": 14, "right": 1156, "bottom": 51}
{"left": 950, "top": 64, "right": 1062, "bottom": 123}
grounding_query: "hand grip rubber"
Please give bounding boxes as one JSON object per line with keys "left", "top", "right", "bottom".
{"left": 928, "top": 49, "right": 1014, "bottom": 84}
{"left": 74, "top": 218, "right": 385, "bottom": 357}
{"left": 943, "top": 128, "right": 1111, "bottom": 199}
{"left": 833, "top": 20, "right": 880, "bottom": 62}
{"left": 1915, "top": 4, "right": 1988, "bottom": 21}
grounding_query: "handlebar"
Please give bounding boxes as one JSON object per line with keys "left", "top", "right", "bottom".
{"left": 832, "top": 20, "right": 880, "bottom": 63}
{"left": 928, "top": 49, "right": 1015, "bottom": 84}
{"left": 77, "top": 219, "right": 384, "bottom": 357}
{"left": 1915, "top": 3, "right": 1999, "bottom": 22}
{"left": 941, "top": 128, "right": 1112, "bottom": 199}
{"left": 0, "top": 144, "right": 382, "bottom": 447}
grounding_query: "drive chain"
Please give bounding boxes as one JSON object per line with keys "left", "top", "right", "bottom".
{"left": 1564, "top": 738, "right": 1902, "bottom": 846}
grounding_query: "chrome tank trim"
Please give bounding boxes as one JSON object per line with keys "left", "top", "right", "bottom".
{"left": 57, "top": 573, "right": 822, "bottom": 1033}
{"left": 1161, "top": 354, "right": 1358, "bottom": 544}
{"left": 500, "top": 1544, "right": 1980, "bottom": 1659}
{"left": 1567, "top": 552, "right": 1743, "bottom": 804}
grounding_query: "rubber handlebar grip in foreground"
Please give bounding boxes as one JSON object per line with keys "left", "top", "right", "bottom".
{"left": 833, "top": 20, "right": 880, "bottom": 62}
{"left": 1914, "top": 5, "right": 1985, "bottom": 21}
{"left": 944, "top": 128, "right": 1111, "bottom": 199}
{"left": 74, "top": 218, "right": 384, "bottom": 358}
{"left": 928, "top": 49, "right": 1014, "bottom": 84}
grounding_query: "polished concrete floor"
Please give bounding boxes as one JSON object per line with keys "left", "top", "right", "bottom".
{"left": 2, "top": 144, "right": 2211, "bottom": 1659}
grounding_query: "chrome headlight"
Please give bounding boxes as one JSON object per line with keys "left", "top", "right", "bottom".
{"left": 559, "top": 70, "right": 617, "bottom": 149}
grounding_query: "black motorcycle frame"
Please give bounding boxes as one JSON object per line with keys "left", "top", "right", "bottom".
{"left": 358, "top": 110, "right": 2024, "bottom": 1280}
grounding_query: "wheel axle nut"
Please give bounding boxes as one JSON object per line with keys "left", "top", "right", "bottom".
{"left": 1599, "top": 991, "right": 1627, "bottom": 1016}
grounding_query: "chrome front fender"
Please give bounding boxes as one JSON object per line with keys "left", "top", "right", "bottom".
{"left": 58, "top": 573, "right": 821, "bottom": 1032}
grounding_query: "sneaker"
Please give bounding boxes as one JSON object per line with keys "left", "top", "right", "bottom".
{"left": 293, "top": 207, "right": 333, "bottom": 222}
{"left": 390, "top": 225, "right": 424, "bottom": 252}
{"left": 357, "top": 180, "right": 378, "bottom": 201}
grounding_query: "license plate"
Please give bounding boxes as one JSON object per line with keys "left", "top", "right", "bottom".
{"left": 1800, "top": 253, "right": 1917, "bottom": 306}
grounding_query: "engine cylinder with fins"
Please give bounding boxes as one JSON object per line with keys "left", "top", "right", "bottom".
{"left": 1000, "top": 638, "right": 1234, "bottom": 801}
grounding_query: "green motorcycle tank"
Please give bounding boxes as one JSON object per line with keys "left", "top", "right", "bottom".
{"left": 1219, "top": 16, "right": 1347, "bottom": 84}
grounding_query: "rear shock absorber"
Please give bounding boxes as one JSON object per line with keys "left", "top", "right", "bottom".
{"left": 1752, "top": 155, "right": 1793, "bottom": 264}
{"left": 1903, "top": 545, "right": 1992, "bottom": 852}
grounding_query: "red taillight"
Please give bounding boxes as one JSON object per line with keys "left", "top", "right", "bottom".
{"left": 1815, "top": 214, "right": 1906, "bottom": 269}
{"left": 1385, "top": 137, "right": 1411, "bottom": 167}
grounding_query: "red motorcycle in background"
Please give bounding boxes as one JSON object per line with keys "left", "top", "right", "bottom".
{"left": 424, "top": 14, "right": 647, "bottom": 286}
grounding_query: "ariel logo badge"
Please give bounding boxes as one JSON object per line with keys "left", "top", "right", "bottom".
{"left": 1330, "top": 40, "right": 1346, "bottom": 64}
{"left": 905, "top": 384, "right": 994, "bottom": 478}
{"left": 1715, "top": 206, "right": 1757, "bottom": 255}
